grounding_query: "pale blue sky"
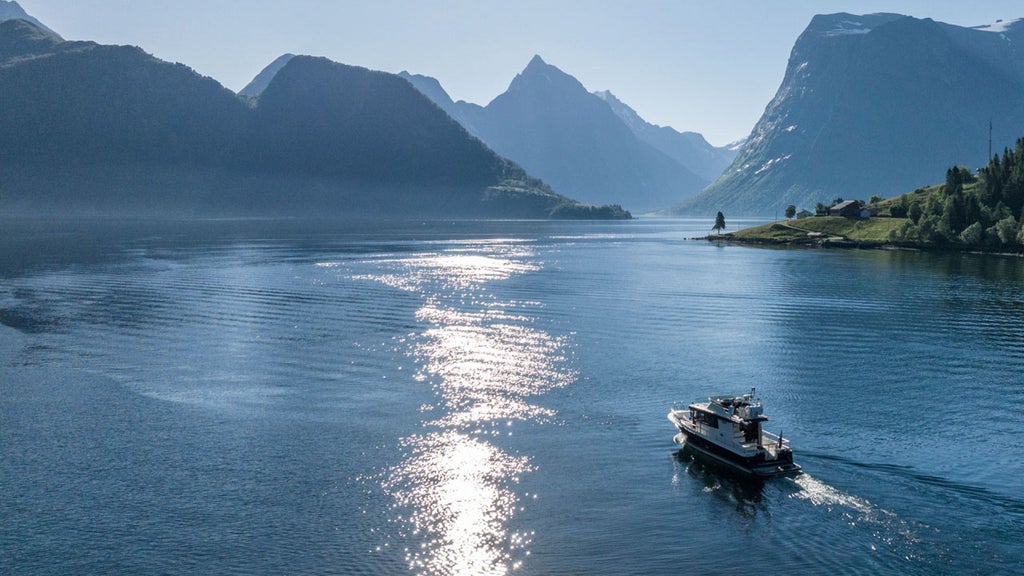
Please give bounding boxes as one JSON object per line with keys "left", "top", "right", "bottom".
{"left": 20, "top": 1, "right": 1024, "bottom": 145}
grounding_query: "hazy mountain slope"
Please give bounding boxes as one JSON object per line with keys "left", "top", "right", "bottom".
{"left": 595, "top": 90, "right": 738, "bottom": 182}
{"left": 238, "top": 53, "right": 294, "bottom": 97}
{"left": 402, "top": 57, "right": 714, "bottom": 211}
{"left": 0, "top": 0, "right": 58, "bottom": 36}
{"left": 398, "top": 71, "right": 487, "bottom": 140}
{"left": 470, "top": 56, "right": 707, "bottom": 212}
{"left": 0, "top": 22, "right": 608, "bottom": 218}
{"left": 0, "top": 20, "right": 248, "bottom": 168}
{"left": 677, "top": 13, "right": 1024, "bottom": 216}
{"left": 0, "top": 10, "right": 62, "bottom": 58}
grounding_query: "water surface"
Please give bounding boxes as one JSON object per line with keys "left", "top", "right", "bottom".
{"left": 2, "top": 218, "right": 1022, "bottom": 575}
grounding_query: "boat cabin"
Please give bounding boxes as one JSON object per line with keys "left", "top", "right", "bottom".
{"left": 689, "top": 393, "right": 767, "bottom": 448}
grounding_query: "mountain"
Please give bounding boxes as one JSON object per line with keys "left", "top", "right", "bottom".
{"left": 0, "top": 0, "right": 58, "bottom": 36}
{"left": 397, "top": 71, "right": 489, "bottom": 137}
{"left": 0, "top": 21, "right": 622, "bottom": 219}
{"left": 397, "top": 71, "right": 456, "bottom": 113}
{"left": 594, "top": 90, "right": 738, "bottom": 182}
{"left": 238, "top": 53, "right": 294, "bottom": 97}
{"left": 676, "top": 13, "right": 1024, "bottom": 216}
{"left": 403, "top": 56, "right": 708, "bottom": 212}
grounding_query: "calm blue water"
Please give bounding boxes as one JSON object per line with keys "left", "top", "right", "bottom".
{"left": 2, "top": 217, "right": 1022, "bottom": 575}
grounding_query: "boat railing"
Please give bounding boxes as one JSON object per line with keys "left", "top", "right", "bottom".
{"left": 670, "top": 402, "right": 693, "bottom": 414}
{"left": 761, "top": 430, "right": 790, "bottom": 449}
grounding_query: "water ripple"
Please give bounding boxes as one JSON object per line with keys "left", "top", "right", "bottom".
{"left": 360, "top": 243, "right": 573, "bottom": 575}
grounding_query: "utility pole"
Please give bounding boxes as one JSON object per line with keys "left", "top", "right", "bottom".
{"left": 989, "top": 120, "right": 993, "bottom": 161}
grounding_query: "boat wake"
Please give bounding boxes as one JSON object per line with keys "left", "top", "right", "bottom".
{"left": 802, "top": 451, "right": 1024, "bottom": 515}
{"left": 789, "top": 472, "right": 877, "bottom": 514}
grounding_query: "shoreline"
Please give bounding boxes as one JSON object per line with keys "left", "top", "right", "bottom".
{"left": 698, "top": 231, "right": 1024, "bottom": 258}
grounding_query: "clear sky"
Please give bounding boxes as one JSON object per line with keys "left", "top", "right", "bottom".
{"left": 19, "top": 1, "right": 1024, "bottom": 146}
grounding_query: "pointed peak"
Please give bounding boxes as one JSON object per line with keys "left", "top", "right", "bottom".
{"left": 521, "top": 54, "right": 562, "bottom": 77}
{"left": 268, "top": 53, "right": 296, "bottom": 65}
{"left": 506, "top": 54, "right": 586, "bottom": 96}
{"left": 239, "top": 53, "right": 295, "bottom": 97}
{"left": 0, "top": 0, "right": 61, "bottom": 37}
{"left": 518, "top": 54, "right": 565, "bottom": 78}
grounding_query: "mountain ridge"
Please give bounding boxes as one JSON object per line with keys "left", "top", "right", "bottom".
{"left": 594, "top": 90, "right": 737, "bottom": 182}
{"left": 239, "top": 53, "right": 294, "bottom": 97}
{"left": 676, "top": 12, "right": 1024, "bottom": 216}
{"left": 0, "top": 0, "right": 59, "bottom": 37}
{"left": 402, "top": 56, "right": 713, "bottom": 212}
{"left": 0, "top": 22, "right": 625, "bottom": 219}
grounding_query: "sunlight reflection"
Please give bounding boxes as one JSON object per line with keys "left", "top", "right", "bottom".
{"left": 353, "top": 250, "right": 540, "bottom": 293}
{"left": 360, "top": 244, "right": 572, "bottom": 575}
{"left": 414, "top": 304, "right": 572, "bottom": 427}
{"left": 385, "top": 431, "right": 533, "bottom": 575}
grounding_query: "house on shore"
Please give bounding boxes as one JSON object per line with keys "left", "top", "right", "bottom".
{"left": 830, "top": 200, "right": 872, "bottom": 219}
{"left": 796, "top": 209, "right": 813, "bottom": 219}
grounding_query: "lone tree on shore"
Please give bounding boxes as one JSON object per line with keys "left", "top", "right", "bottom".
{"left": 712, "top": 211, "right": 726, "bottom": 234}
{"left": 785, "top": 205, "right": 796, "bottom": 219}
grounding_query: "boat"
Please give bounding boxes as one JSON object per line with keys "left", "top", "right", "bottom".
{"left": 668, "top": 387, "right": 801, "bottom": 477}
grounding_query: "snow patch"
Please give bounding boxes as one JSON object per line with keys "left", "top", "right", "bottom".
{"left": 972, "top": 18, "right": 1022, "bottom": 34}
{"left": 726, "top": 138, "right": 747, "bottom": 152}
{"left": 785, "top": 125, "right": 797, "bottom": 132}
{"left": 826, "top": 20, "right": 871, "bottom": 36}
{"left": 754, "top": 154, "right": 792, "bottom": 175}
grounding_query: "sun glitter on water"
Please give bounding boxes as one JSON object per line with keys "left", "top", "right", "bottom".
{"left": 360, "top": 243, "right": 574, "bottom": 575}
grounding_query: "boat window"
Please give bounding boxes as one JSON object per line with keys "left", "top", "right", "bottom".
{"left": 696, "top": 412, "right": 718, "bottom": 428}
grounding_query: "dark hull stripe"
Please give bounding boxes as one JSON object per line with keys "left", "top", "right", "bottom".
{"left": 676, "top": 430, "right": 801, "bottom": 477}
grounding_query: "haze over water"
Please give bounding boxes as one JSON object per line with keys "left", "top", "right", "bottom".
{"left": 2, "top": 218, "right": 1022, "bottom": 575}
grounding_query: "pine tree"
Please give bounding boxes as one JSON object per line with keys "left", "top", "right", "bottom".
{"left": 712, "top": 211, "right": 726, "bottom": 234}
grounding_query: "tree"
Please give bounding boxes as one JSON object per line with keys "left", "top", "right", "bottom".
{"left": 959, "top": 221, "right": 983, "bottom": 245}
{"left": 785, "top": 205, "right": 796, "bottom": 219}
{"left": 1015, "top": 219, "right": 1024, "bottom": 247}
{"left": 908, "top": 201, "right": 923, "bottom": 223}
{"left": 712, "top": 211, "right": 726, "bottom": 234}
{"left": 869, "top": 194, "right": 883, "bottom": 205}
{"left": 994, "top": 215, "right": 1019, "bottom": 246}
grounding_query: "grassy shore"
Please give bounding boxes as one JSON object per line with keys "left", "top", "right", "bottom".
{"left": 717, "top": 216, "right": 907, "bottom": 247}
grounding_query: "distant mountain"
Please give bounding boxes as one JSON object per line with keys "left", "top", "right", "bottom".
{"left": 238, "top": 53, "right": 294, "bottom": 97}
{"left": 677, "top": 13, "right": 1024, "bottom": 216}
{"left": 397, "top": 71, "right": 488, "bottom": 137}
{"left": 0, "top": 21, "right": 623, "bottom": 219}
{"left": 397, "top": 71, "right": 456, "bottom": 113}
{"left": 402, "top": 56, "right": 708, "bottom": 212}
{"left": 594, "top": 90, "right": 738, "bottom": 182}
{"left": 0, "top": 0, "right": 58, "bottom": 37}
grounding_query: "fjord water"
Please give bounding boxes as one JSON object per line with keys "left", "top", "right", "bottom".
{"left": 2, "top": 218, "right": 1022, "bottom": 575}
